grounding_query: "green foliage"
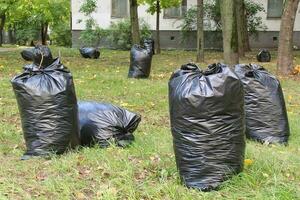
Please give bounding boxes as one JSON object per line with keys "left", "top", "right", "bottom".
{"left": 180, "top": 0, "right": 266, "bottom": 37}
{"left": 138, "top": 0, "right": 182, "bottom": 14}
{"left": 14, "top": 22, "right": 40, "bottom": 45}
{"left": 0, "top": 0, "right": 71, "bottom": 46}
{"left": 78, "top": 0, "right": 107, "bottom": 47}
{"left": 51, "top": 21, "right": 72, "bottom": 47}
{"left": 107, "top": 19, "right": 152, "bottom": 49}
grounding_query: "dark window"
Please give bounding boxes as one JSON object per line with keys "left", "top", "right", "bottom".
{"left": 267, "top": 0, "right": 283, "bottom": 18}
{"left": 164, "top": 0, "right": 187, "bottom": 19}
{"left": 111, "top": 0, "right": 128, "bottom": 18}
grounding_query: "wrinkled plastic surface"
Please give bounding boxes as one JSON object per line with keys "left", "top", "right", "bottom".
{"left": 257, "top": 49, "right": 271, "bottom": 62}
{"left": 234, "top": 64, "right": 289, "bottom": 144}
{"left": 32, "top": 45, "right": 54, "bottom": 67}
{"left": 11, "top": 58, "right": 80, "bottom": 158}
{"left": 128, "top": 45, "right": 152, "bottom": 78}
{"left": 78, "top": 101, "right": 141, "bottom": 147}
{"left": 79, "top": 47, "right": 100, "bottom": 59}
{"left": 143, "top": 38, "right": 155, "bottom": 55}
{"left": 169, "top": 63, "right": 245, "bottom": 191}
{"left": 20, "top": 48, "right": 34, "bottom": 61}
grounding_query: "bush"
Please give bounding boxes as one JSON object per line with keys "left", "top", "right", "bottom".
{"left": 108, "top": 19, "right": 152, "bottom": 50}
{"left": 50, "top": 21, "right": 72, "bottom": 47}
{"left": 180, "top": 0, "right": 266, "bottom": 41}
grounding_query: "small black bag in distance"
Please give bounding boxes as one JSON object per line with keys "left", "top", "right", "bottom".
{"left": 11, "top": 53, "right": 80, "bottom": 159}
{"left": 79, "top": 47, "right": 100, "bottom": 59}
{"left": 20, "top": 48, "right": 34, "bottom": 61}
{"left": 32, "top": 45, "right": 54, "bottom": 67}
{"left": 169, "top": 63, "right": 246, "bottom": 191}
{"left": 78, "top": 101, "right": 141, "bottom": 148}
{"left": 143, "top": 38, "right": 155, "bottom": 55}
{"left": 234, "top": 64, "right": 290, "bottom": 144}
{"left": 128, "top": 45, "right": 153, "bottom": 78}
{"left": 257, "top": 49, "right": 271, "bottom": 62}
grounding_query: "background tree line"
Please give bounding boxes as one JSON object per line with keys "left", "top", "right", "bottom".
{"left": 0, "top": 0, "right": 299, "bottom": 75}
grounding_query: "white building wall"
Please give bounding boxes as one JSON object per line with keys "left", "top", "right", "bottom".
{"left": 72, "top": 0, "right": 300, "bottom": 31}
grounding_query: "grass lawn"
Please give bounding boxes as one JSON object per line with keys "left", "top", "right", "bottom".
{"left": 0, "top": 46, "right": 299, "bottom": 199}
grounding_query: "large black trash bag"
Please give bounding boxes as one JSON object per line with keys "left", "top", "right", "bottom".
{"left": 128, "top": 45, "right": 153, "bottom": 78}
{"left": 20, "top": 48, "right": 34, "bottom": 61}
{"left": 234, "top": 64, "right": 290, "bottom": 144}
{"left": 32, "top": 45, "right": 54, "bottom": 67}
{"left": 143, "top": 38, "right": 155, "bottom": 55}
{"left": 79, "top": 47, "right": 100, "bottom": 59}
{"left": 169, "top": 63, "right": 246, "bottom": 191}
{"left": 257, "top": 49, "right": 271, "bottom": 62}
{"left": 11, "top": 56, "right": 80, "bottom": 159}
{"left": 78, "top": 101, "right": 141, "bottom": 148}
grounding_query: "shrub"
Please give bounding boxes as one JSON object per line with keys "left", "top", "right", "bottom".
{"left": 107, "top": 19, "right": 152, "bottom": 50}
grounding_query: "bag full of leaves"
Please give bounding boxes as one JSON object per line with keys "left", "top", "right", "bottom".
{"left": 128, "top": 44, "right": 153, "bottom": 78}
{"left": 234, "top": 64, "right": 289, "bottom": 144}
{"left": 257, "top": 49, "right": 271, "bottom": 62}
{"left": 11, "top": 46, "right": 79, "bottom": 159}
{"left": 78, "top": 101, "right": 141, "bottom": 148}
{"left": 169, "top": 63, "right": 246, "bottom": 191}
{"left": 79, "top": 47, "right": 100, "bottom": 59}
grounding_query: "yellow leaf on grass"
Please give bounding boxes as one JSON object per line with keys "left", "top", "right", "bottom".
{"left": 244, "top": 159, "right": 254, "bottom": 166}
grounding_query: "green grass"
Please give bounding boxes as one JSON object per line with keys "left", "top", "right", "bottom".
{"left": 0, "top": 47, "right": 299, "bottom": 199}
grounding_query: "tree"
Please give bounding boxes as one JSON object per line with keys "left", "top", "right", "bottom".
{"left": 180, "top": 0, "right": 265, "bottom": 53}
{"left": 220, "top": 0, "right": 239, "bottom": 65}
{"left": 196, "top": 0, "right": 204, "bottom": 62}
{"left": 0, "top": 0, "right": 14, "bottom": 46}
{"left": 130, "top": 0, "right": 140, "bottom": 44}
{"left": 139, "top": 0, "right": 181, "bottom": 54}
{"left": 236, "top": 0, "right": 246, "bottom": 57}
{"left": 277, "top": 0, "right": 300, "bottom": 75}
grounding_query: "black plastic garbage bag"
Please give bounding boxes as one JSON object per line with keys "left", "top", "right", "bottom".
{"left": 20, "top": 48, "right": 34, "bottom": 61}
{"left": 78, "top": 101, "right": 141, "bottom": 147}
{"left": 143, "top": 38, "right": 155, "bottom": 55}
{"left": 128, "top": 45, "right": 152, "bottom": 78}
{"left": 79, "top": 47, "right": 100, "bottom": 59}
{"left": 257, "top": 49, "right": 271, "bottom": 62}
{"left": 169, "top": 63, "right": 245, "bottom": 191}
{"left": 32, "top": 45, "right": 54, "bottom": 67}
{"left": 11, "top": 58, "right": 80, "bottom": 159}
{"left": 234, "top": 64, "right": 289, "bottom": 144}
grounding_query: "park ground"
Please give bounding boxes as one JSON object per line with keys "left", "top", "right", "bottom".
{"left": 0, "top": 46, "right": 299, "bottom": 199}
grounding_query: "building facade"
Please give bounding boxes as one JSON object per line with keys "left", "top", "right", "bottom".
{"left": 71, "top": 0, "right": 300, "bottom": 49}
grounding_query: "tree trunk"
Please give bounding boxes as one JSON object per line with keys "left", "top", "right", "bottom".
{"left": 41, "top": 22, "right": 48, "bottom": 45}
{"left": 130, "top": 0, "right": 140, "bottom": 45}
{"left": 196, "top": 0, "right": 204, "bottom": 62}
{"left": 277, "top": 0, "right": 299, "bottom": 75}
{"left": 243, "top": 10, "right": 251, "bottom": 52}
{"left": 8, "top": 26, "right": 14, "bottom": 44}
{"left": 220, "top": 0, "right": 239, "bottom": 65}
{"left": 0, "top": 14, "right": 6, "bottom": 47}
{"left": 156, "top": 0, "right": 161, "bottom": 54}
{"left": 236, "top": 0, "right": 245, "bottom": 57}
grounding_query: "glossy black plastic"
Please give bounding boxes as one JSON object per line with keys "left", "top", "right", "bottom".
{"left": 78, "top": 101, "right": 141, "bottom": 147}
{"left": 169, "top": 63, "right": 246, "bottom": 191}
{"left": 235, "top": 64, "right": 289, "bottom": 144}
{"left": 11, "top": 57, "right": 79, "bottom": 159}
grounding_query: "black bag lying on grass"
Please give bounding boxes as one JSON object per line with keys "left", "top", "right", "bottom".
{"left": 128, "top": 44, "right": 153, "bottom": 78}
{"left": 169, "top": 63, "right": 245, "bottom": 191}
{"left": 79, "top": 47, "right": 100, "bottom": 59}
{"left": 78, "top": 101, "right": 141, "bottom": 148}
{"left": 32, "top": 45, "right": 54, "bottom": 67}
{"left": 143, "top": 38, "right": 155, "bottom": 55}
{"left": 257, "top": 49, "right": 271, "bottom": 62}
{"left": 234, "top": 64, "right": 289, "bottom": 144}
{"left": 20, "top": 48, "right": 34, "bottom": 61}
{"left": 11, "top": 46, "right": 79, "bottom": 159}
